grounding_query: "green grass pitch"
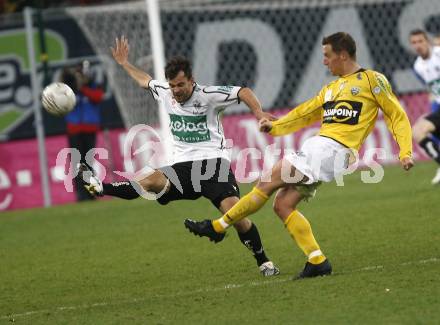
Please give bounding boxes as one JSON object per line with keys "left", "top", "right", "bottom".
{"left": 1, "top": 162, "right": 439, "bottom": 324}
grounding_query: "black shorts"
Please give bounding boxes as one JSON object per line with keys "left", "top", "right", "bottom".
{"left": 425, "top": 110, "right": 440, "bottom": 137}
{"left": 157, "top": 158, "right": 240, "bottom": 209}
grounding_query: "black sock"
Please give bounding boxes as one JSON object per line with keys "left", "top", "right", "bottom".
{"left": 102, "top": 181, "right": 141, "bottom": 200}
{"left": 419, "top": 137, "right": 440, "bottom": 164}
{"left": 237, "top": 223, "right": 269, "bottom": 267}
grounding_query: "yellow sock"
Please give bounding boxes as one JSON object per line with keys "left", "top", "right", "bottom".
{"left": 284, "top": 210, "right": 326, "bottom": 264}
{"left": 212, "top": 187, "right": 269, "bottom": 233}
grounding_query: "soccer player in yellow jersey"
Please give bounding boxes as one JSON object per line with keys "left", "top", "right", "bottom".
{"left": 184, "top": 32, "right": 414, "bottom": 278}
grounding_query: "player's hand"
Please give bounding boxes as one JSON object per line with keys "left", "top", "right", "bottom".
{"left": 111, "top": 36, "right": 129, "bottom": 65}
{"left": 256, "top": 112, "right": 277, "bottom": 121}
{"left": 401, "top": 157, "right": 414, "bottom": 171}
{"left": 259, "top": 118, "right": 273, "bottom": 133}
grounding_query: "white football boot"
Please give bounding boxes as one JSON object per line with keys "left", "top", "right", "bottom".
{"left": 259, "top": 261, "right": 280, "bottom": 277}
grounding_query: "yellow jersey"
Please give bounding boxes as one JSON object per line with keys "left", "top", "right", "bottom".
{"left": 270, "top": 69, "right": 412, "bottom": 160}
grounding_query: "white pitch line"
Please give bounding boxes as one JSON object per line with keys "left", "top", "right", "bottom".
{"left": 2, "top": 256, "right": 438, "bottom": 321}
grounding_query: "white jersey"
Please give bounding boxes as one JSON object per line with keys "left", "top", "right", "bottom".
{"left": 413, "top": 46, "right": 440, "bottom": 103}
{"left": 148, "top": 79, "right": 241, "bottom": 164}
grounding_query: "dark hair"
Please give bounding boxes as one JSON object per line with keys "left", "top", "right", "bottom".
{"left": 322, "top": 32, "right": 357, "bottom": 59}
{"left": 409, "top": 29, "right": 428, "bottom": 39}
{"left": 60, "top": 68, "right": 78, "bottom": 92}
{"left": 165, "top": 56, "right": 192, "bottom": 80}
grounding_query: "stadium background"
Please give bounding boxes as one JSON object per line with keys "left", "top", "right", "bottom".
{"left": 0, "top": 0, "right": 439, "bottom": 210}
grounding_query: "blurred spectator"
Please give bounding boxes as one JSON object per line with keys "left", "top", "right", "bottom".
{"left": 409, "top": 29, "right": 440, "bottom": 184}
{"left": 61, "top": 62, "right": 104, "bottom": 201}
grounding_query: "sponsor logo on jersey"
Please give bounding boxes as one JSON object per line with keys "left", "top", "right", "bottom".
{"left": 193, "top": 100, "right": 202, "bottom": 109}
{"left": 374, "top": 73, "right": 391, "bottom": 97}
{"left": 351, "top": 86, "right": 360, "bottom": 95}
{"left": 169, "top": 114, "right": 211, "bottom": 143}
{"left": 192, "top": 99, "right": 205, "bottom": 115}
{"left": 323, "top": 100, "right": 362, "bottom": 125}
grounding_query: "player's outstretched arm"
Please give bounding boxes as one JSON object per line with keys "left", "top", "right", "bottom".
{"left": 268, "top": 96, "right": 323, "bottom": 136}
{"left": 368, "top": 71, "right": 413, "bottom": 169}
{"left": 259, "top": 118, "right": 273, "bottom": 133}
{"left": 111, "top": 35, "right": 152, "bottom": 88}
{"left": 239, "top": 87, "right": 276, "bottom": 121}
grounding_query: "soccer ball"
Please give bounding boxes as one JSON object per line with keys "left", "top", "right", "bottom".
{"left": 41, "top": 82, "right": 76, "bottom": 116}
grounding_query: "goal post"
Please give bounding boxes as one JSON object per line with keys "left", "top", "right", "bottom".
{"left": 24, "top": 7, "right": 52, "bottom": 207}
{"left": 145, "top": 0, "right": 172, "bottom": 166}
{"left": 67, "top": 1, "right": 172, "bottom": 169}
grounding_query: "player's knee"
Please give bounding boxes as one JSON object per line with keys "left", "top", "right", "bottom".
{"left": 272, "top": 198, "right": 283, "bottom": 217}
{"left": 233, "top": 218, "right": 252, "bottom": 233}
{"left": 272, "top": 197, "right": 290, "bottom": 219}
{"left": 138, "top": 176, "right": 159, "bottom": 192}
{"left": 138, "top": 171, "right": 169, "bottom": 193}
{"left": 412, "top": 125, "right": 424, "bottom": 142}
{"left": 413, "top": 119, "right": 434, "bottom": 142}
{"left": 255, "top": 181, "right": 276, "bottom": 197}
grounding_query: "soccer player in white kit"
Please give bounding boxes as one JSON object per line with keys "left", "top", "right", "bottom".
{"left": 410, "top": 29, "right": 440, "bottom": 184}
{"left": 79, "top": 36, "right": 279, "bottom": 276}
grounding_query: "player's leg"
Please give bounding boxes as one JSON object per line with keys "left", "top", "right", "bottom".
{"left": 183, "top": 158, "right": 259, "bottom": 244}
{"left": 184, "top": 158, "right": 307, "bottom": 239}
{"left": 69, "top": 133, "right": 93, "bottom": 201}
{"left": 184, "top": 157, "right": 279, "bottom": 276}
{"left": 218, "top": 196, "right": 279, "bottom": 276}
{"left": 79, "top": 133, "right": 97, "bottom": 201}
{"left": 105, "top": 170, "right": 170, "bottom": 198}
{"left": 211, "top": 158, "right": 307, "bottom": 232}
{"left": 413, "top": 117, "right": 439, "bottom": 158}
{"left": 273, "top": 186, "right": 331, "bottom": 278}
{"left": 413, "top": 115, "right": 440, "bottom": 184}
{"left": 78, "top": 162, "right": 170, "bottom": 199}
